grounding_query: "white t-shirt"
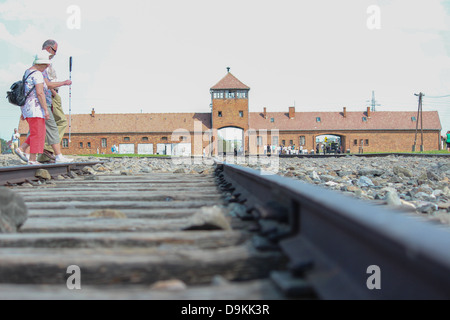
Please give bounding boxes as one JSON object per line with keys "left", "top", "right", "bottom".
{"left": 21, "top": 69, "right": 47, "bottom": 119}
{"left": 11, "top": 132, "right": 20, "bottom": 142}
{"left": 46, "top": 64, "right": 57, "bottom": 82}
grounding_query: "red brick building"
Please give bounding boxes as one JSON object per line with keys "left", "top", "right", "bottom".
{"left": 18, "top": 71, "right": 442, "bottom": 155}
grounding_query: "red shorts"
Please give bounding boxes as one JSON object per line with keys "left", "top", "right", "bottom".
{"left": 25, "top": 117, "right": 46, "bottom": 154}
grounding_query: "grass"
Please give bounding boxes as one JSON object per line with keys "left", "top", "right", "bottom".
{"left": 357, "top": 150, "right": 450, "bottom": 155}
{"left": 413, "top": 150, "right": 450, "bottom": 154}
{"left": 74, "top": 151, "right": 450, "bottom": 157}
{"left": 76, "top": 154, "right": 171, "bottom": 158}
{"left": 411, "top": 150, "right": 450, "bottom": 154}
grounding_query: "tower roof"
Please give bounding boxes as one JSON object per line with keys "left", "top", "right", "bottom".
{"left": 211, "top": 72, "right": 250, "bottom": 90}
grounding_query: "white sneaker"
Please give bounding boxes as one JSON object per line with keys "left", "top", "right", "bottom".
{"left": 27, "top": 160, "right": 42, "bottom": 166}
{"left": 55, "top": 156, "right": 74, "bottom": 163}
{"left": 15, "top": 148, "right": 28, "bottom": 162}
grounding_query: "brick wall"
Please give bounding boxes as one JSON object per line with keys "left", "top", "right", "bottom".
{"left": 254, "top": 130, "right": 441, "bottom": 154}
{"left": 212, "top": 97, "right": 249, "bottom": 155}
{"left": 59, "top": 132, "right": 211, "bottom": 155}
{"left": 21, "top": 129, "right": 440, "bottom": 156}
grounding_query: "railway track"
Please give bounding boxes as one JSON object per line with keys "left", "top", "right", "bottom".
{"left": 0, "top": 158, "right": 449, "bottom": 301}
{"left": 0, "top": 161, "right": 288, "bottom": 301}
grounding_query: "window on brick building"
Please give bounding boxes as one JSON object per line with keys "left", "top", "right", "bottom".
{"left": 226, "top": 91, "right": 235, "bottom": 99}
{"left": 218, "top": 111, "right": 222, "bottom": 117}
{"left": 270, "top": 118, "right": 274, "bottom": 123}
{"left": 365, "top": 139, "right": 369, "bottom": 146}
{"left": 124, "top": 137, "right": 130, "bottom": 142}
{"left": 236, "top": 91, "right": 247, "bottom": 98}
{"left": 256, "top": 136, "right": 263, "bottom": 146}
{"left": 299, "top": 136, "right": 306, "bottom": 146}
{"left": 282, "top": 140, "right": 286, "bottom": 146}
{"left": 62, "top": 138, "right": 69, "bottom": 148}
{"left": 213, "top": 91, "right": 224, "bottom": 99}
{"left": 162, "top": 137, "right": 168, "bottom": 141}
{"left": 180, "top": 136, "right": 187, "bottom": 141}
{"left": 142, "top": 137, "right": 149, "bottom": 141}
{"left": 411, "top": 117, "right": 417, "bottom": 122}
{"left": 101, "top": 138, "right": 107, "bottom": 148}
{"left": 87, "top": 142, "right": 91, "bottom": 148}
{"left": 316, "top": 117, "right": 321, "bottom": 122}
{"left": 79, "top": 142, "right": 83, "bottom": 148}
{"left": 354, "top": 139, "right": 358, "bottom": 146}
{"left": 362, "top": 117, "right": 367, "bottom": 122}
{"left": 239, "top": 111, "right": 243, "bottom": 117}
{"left": 289, "top": 140, "right": 293, "bottom": 145}
{"left": 272, "top": 136, "right": 279, "bottom": 145}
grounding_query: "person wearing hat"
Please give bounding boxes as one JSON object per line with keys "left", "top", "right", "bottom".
{"left": 14, "top": 50, "right": 52, "bottom": 165}
{"left": 20, "top": 41, "right": 73, "bottom": 163}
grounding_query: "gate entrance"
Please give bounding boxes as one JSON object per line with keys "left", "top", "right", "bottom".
{"left": 217, "top": 127, "right": 244, "bottom": 156}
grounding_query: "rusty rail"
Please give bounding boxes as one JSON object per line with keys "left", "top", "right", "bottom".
{"left": 0, "top": 162, "right": 103, "bottom": 186}
{"left": 215, "top": 161, "right": 450, "bottom": 300}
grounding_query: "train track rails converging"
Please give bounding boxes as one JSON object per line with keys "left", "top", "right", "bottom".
{"left": 0, "top": 158, "right": 449, "bottom": 300}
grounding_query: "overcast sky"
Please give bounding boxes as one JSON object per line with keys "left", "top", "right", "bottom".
{"left": 1, "top": 0, "right": 449, "bottom": 141}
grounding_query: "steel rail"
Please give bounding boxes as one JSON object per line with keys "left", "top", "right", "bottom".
{"left": 216, "top": 161, "right": 450, "bottom": 300}
{"left": 0, "top": 161, "right": 103, "bottom": 186}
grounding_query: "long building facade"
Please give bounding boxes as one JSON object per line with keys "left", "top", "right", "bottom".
{"left": 18, "top": 71, "right": 442, "bottom": 155}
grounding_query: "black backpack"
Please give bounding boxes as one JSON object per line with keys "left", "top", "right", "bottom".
{"left": 6, "top": 70, "right": 37, "bottom": 106}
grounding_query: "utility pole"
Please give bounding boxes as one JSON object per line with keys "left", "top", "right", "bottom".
{"left": 413, "top": 92, "right": 424, "bottom": 152}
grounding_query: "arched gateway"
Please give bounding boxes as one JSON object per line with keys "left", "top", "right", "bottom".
{"left": 217, "top": 127, "right": 244, "bottom": 155}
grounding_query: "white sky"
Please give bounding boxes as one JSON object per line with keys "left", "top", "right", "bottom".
{"left": 1, "top": 0, "right": 449, "bottom": 141}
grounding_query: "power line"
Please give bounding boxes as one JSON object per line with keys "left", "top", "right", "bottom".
{"left": 424, "top": 94, "right": 450, "bottom": 99}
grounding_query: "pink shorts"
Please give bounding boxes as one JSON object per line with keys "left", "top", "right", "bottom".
{"left": 25, "top": 117, "right": 46, "bottom": 154}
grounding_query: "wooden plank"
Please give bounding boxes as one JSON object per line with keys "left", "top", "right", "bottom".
{"left": 20, "top": 193, "right": 223, "bottom": 202}
{"left": 0, "top": 244, "right": 286, "bottom": 285}
{"left": 20, "top": 217, "right": 193, "bottom": 233}
{"left": 22, "top": 200, "right": 223, "bottom": 210}
{"left": 26, "top": 208, "right": 200, "bottom": 219}
{"left": 51, "top": 176, "right": 217, "bottom": 184}
{"left": 15, "top": 185, "right": 218, "bottom": 192}
{"left": 0, "top": 279, "right": 286, "bottom": 300}
{"left": 0, "top": 231, "right": 248, "bottom": 249}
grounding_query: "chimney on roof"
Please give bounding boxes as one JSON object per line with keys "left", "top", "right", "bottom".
{"left": 289, "top": 106, "right": 295, "bottom": 119}
{"left": 367, "top": 106, "right": 371, "bottom": 118}
{"left": 263, "top": 107, "right": 267, "bottom": 119}
{"left": 91, "top": 108, "right": 95, "bottom": 117}
{"left": 343, "top": 107, "right": 347, "bottom": 118}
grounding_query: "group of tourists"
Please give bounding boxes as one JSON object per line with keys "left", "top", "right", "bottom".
{"left": 11, "top": 40, "right": 73, "bottom": 165}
